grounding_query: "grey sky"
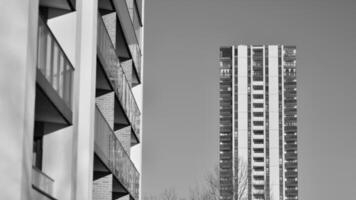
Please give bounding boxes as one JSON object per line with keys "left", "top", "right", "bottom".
{"left": 142, "top": 0, "right": 356, "bottom": 199}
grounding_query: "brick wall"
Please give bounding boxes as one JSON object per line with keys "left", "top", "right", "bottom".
{"left": 115, "top": 126, "right": 132, "bottom": 156}
{"left": 96, "top": 92, "right": 115, "bottom": 128}
{"left": 93, "top": 174, "right": 113, "bottom": 200}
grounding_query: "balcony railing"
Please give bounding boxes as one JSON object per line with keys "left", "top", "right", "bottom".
{"left": 94, "top": 106, "right": 139, "bottom": 199}
{"left": 32, "top": 166, "right": 55, "bottom": 198}
{"left": 97, "top": 15, "right": 141, "bottom": 139}
{"left": 285, "top": 161, "right": 298, "bottom": 169}
{"left": 126, "top": 0, "right": 142, "bottom": 44}
{"left": 130, "top": 43, "right": 142, "bottom": 81}
{"left": 37, "top": 17, "right": 74, "bottom": 109}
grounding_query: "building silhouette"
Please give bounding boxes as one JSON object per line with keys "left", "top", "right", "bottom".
{"left": 0, "top": 0, "right": 144, "bottom": 199}
{"left": 219, "top": 45, "right": 297, "bottom": 200}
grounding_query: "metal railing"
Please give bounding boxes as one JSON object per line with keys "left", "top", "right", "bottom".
{"left": 123, "top": 0, "right": 142, "bottom": 79}
{"left": 94, "top": 106, "right": 140, "bottom": 199}
{"left": 32, "top": 166, "right": 54, "bottom": 197}
{"left": 37, "top": 17, "right": 74, "bottom": 109}
{"left": 97, "top": 15, "right": 141, "bottom": 139}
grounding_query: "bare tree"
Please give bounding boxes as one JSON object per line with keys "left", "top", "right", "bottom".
{"left": 234, "top": 158, "right": 248, "bottom": 200}
{"left": 143, "top": 188, "right": 182, "bottom": 200}
{"left": 188, "top": 158, "right": 248, "bottom": 200}
{"left": 160, "top": 188, "right": 179, "bottom": 200}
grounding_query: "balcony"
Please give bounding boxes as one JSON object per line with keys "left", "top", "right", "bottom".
{"left": 36, "top": 17, "right": 73, "bottom": 125}
{"left": 285, "top": 180, "right": 298, "bottom": 187}
{"left": 285, "top": 188, "right": 298, "bottom": 197}
{"left": 32, "top": 166, "right": 56, "bottom": 200}
{"left": 285, "top": 171, "right": 298, "bottom": 178}
{"left": 94, "top": 106, "right": 139, "bottom": 200}
{"left": 40, "top": 0, "right": 76, "bottom": 11}
{"left": 285, "top": 126, "right": 297, "bottom": 133}
{"left": 285, "top": 152, "right": 297, "bottom": 161}
{"left": 285, "top": 135, "right": 297, "bottom": 143}
{"left": 110, "top": 0, "right": 142, "bottom": 82}
{"left": 97, "top": 15, "right": 141, "bottom": 142}
{"left": 285, "top": 161, "right": 298, "bottom": 169}
{"left": 285, "top": 144, "right": 297, "bottom": 151}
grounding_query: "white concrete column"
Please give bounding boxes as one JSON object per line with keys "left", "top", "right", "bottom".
{"left": 0, "top": 0, "right": 39, "bottom": 199}
{"left": 237, "top": 45, "right": 248, "bottom": 200}
{"left": 268, "top": 45, "right": 280, "bottom": 200}
{"left": 72, "top": 0, "right": 98, "bottom": 199}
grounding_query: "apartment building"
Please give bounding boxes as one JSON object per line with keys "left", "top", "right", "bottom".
{"left": 0, "top": 0, "right": 144, "bottom": 199}
{"left": 219, "top": 45, "right": 297, "bottom": 200}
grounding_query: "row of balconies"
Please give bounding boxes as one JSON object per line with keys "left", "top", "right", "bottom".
{"left": 97, "top": 15, "right": 141, "bottom": 139}
{"left": 33, "top": 0, "right": 143, "bottom": 198}
{"left": 94, "top": 106, "right": 139, "bottom": 199}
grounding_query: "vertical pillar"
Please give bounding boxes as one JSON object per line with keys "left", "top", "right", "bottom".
{"left": 72, "top": 0, "right": 98, "bottom": 199}
{"left": 268, "top": 46, "right": 280, "bottom": 200}
{"left": 0, "top": 0, "right": 39, "bottom": 199}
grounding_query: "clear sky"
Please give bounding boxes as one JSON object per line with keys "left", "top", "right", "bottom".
{"left": 142, "top": 0, "right": 356, "bottom": 199}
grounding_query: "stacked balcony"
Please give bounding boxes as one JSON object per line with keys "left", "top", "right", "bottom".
{"left": 107, "top": 0, "right": 142, "bottom": 83}
{"left": 94, "top": 106, "right": 139, "bottom": 199}
{"left": 285, "top": 161, "right": 297, "bottom": 169}
{"left": 36, "top": 17, "right": 74, "bottom": 124}
{"left": 219, "top": 47, "right": 233, "bottom": 200}
{"left": 93, "top": 6, "right": 143, "bottom": 198}
{"left": 285, "top": 135, "right": 297, "bottom": 142}
{"left": 97, "top": 14, "right": 141, "bottom": 141}
{"left": 40, "top": 0, "right": 76, "bottom": 11}
{"left": 33, "top": 14, "right": 75, "bottom": 200}
{"left": 285, "top": 188, "right": 298, "bottom": 198}
{"left": 283, "top": 46, "right": 298, "bottom": 200}
{"left": 32, "top": 167, "right": 56, "bottom": 200}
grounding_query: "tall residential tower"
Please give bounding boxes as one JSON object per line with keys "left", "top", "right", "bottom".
{"left": 219, "top": 45, "right": 297, "bottom": 200}
{"left": 0, "top": 0, "right": 144, "bottom": 199}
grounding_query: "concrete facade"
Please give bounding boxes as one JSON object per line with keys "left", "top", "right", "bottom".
{"left": 0, "top": 0, "right": 144, "bottom": 199}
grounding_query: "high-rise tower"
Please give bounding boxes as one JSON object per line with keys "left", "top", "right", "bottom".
{"left": 219, "top": 45, "right": 297, "bottom": 200}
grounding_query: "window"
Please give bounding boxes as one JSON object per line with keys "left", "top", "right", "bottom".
{"left": 254, "top": 166, "right": 264, "bottom": 171}
{"left": 253, "top": 94, "right": 264, "bottom": 99}
{"left": 254, "top": 148, "right": 264, "bottom": 153}
{"left": 253, "top": 121, "right": 264, "bottom": 126}
{"left": 253, "top": 103, "right": 264, "bottom": 108}
{"left": 253, "top": 85, "right": 264, "bottom": 90}
{"left": 253, "top": 157, "right": 264, "bottom": 162}
{"left": 253, "top": 130, "right": 264, "bottom": 135}
{"left": 253, "top": 139, "right": 264, "bottom": 144}
{"left": 253, "top": 112, "right": 264, "bottom": 117}
{"left": 254, "top": 175, "right": 264, "bottom": 181}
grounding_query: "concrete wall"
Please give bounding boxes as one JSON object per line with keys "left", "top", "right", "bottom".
{"left": 0, "top": 1, "right": 38, "bottom": 199}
